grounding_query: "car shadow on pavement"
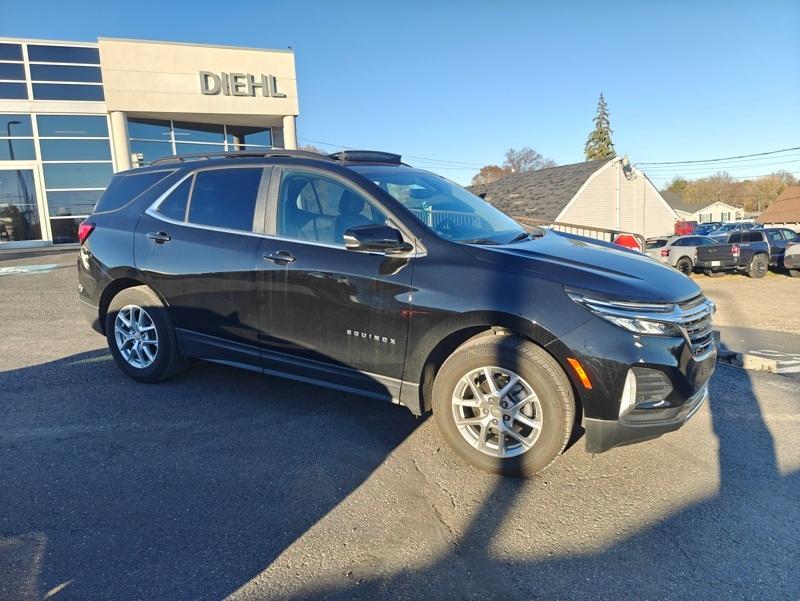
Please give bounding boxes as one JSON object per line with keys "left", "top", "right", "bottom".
{"left": 0, "top": 349, "right": 422, "bottom": 600}
{"left": 268, "top": 364, "right": 798, "bottom": 600}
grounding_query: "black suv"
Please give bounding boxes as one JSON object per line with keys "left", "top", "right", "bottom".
{"left": 78, "top": 150, "right": 716, "bottom": 476}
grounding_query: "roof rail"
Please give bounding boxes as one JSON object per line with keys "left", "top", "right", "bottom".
{"left": 149, "top": 149, "right": 336, "bottom": 166}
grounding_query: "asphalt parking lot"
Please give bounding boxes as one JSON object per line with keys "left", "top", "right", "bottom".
{"left": 1, "top": 250, "right": 798, "bottom": 601}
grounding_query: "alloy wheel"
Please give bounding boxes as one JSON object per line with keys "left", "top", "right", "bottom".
{"left": 451, "top": 366, "right": 543, "bottom": 458}
{"left": 114, "top": 304, "right": 159, "bottom": 369}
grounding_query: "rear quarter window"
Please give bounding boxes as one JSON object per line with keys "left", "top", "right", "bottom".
{"left": 93, "top": 169, "right": 174, "bottom": 213}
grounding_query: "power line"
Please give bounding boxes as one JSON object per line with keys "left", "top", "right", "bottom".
{"left": 643, "top": 158, "right": 800, "bottom": 175}
{"left": 641, "top": 152, "right": 800, "bottom": 171}
{"left": 649, "top": 169, "right": 800, "bottom": 181}
{"left": 637, "top": 146, "right": 800, "bottom": 166}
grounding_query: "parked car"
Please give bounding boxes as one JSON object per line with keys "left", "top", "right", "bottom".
{"left": 695, "top": 222, "right": 723, "bottom": 236}
{"left": 707, "top": 221, "right": 754, "bottom": 241}
{"left": 695, "top": 228, "right": 788, "bottom": 277}
{"left": 77, "top": 149, "right": 716, "bottom": 477}
{"left": 783, "top": 233, "right": 800, "bottom": 277}
{"left": 645, "top": 235, "right": 719, "bottom": 275}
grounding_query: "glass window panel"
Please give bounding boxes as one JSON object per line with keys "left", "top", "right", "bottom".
{"left": 278, "top": 170, "right": 386, "bottom": 245}
{"left": 37, "top": 115, "right": 108, "bottom": 137}
{"left": 0, "top": 169, "right": 42, "bottom": 242}
{"left": 30, "top": 64, "right": 102, "bottom": 83}
{"left": 0, "top": 139, "right": 35, "bottom": 160}
{"left": 28, "top": 45, "right": 100, "bottom": 64}
{"left": 0, "top": 115, "right": 33, "bottom": 137}
{"left": 43, "top": 163, "right": 113, "bottom": 189}
{"left": 175, "top": 142, "right": 225, "bottom": 157}
{"left": 95, "top": 170, "right": 174, "bottom": 213}
{"left": 226, "top": 126, "right": 272, "bottom": 148}
{"left": 127, "top": 118, "right": 171, "bottom": 140}
{"left": 173, "top": 121, "right": 224, "bottom": 143}
{"left": 131, "top": 140, "right": 174, "bottom": 165}
{"left": 0, "top": 82, "right": 28, "bottom": 99}
{"left": 0, "top": 63, "right": 25, "bottom": 80}
{"left": 46, "top": 189, "right": 103, "bottom": 216}
{"left": 50, "top": 217, "right": 85, "bottom": 244}
{"left": 0, "top": 43, "right": 23, "bottom": 61}
{"left": 188, "top": 168, "right": 262, "bottom": 231}
{"left": 40, "top": 139, "right": 111, "bottom": 161}
{"left": 32, "top": 83, "right": 104, "bottom": 101}
{"left": 158, "top": 177, "right": 192, "bottom": 221}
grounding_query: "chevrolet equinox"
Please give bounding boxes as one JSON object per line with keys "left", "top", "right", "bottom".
{"left": 77, "top": 150, "right": 716, "bottom": 476}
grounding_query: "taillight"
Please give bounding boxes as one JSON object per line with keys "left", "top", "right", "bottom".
{"left": 77, "top": 221, "right": 95, "bottom": 245}
{"left": 660, "top": 249, "right": 670, "bottom": 257}
{"left": 731, "top": 244, "right": 740, "bottom": 257}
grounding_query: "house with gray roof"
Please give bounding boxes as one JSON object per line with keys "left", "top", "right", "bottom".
{"left": 661, "top": 192, "right": 744, "bottom": 223}
{"left": 469, "top": 156, "right": 677, "bottom": 238}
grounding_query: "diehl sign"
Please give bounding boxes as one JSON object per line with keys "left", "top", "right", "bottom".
{"left": 199, "top": 71, "right": 287, "bottom": 98}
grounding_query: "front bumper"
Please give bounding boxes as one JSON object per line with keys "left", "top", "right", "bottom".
{"left": 584, "top": 382, "right": 709, "bottom": 453}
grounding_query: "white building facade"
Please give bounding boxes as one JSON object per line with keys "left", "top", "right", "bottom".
{"left": 0, "top": 37, "right": 299, "bottom": 247}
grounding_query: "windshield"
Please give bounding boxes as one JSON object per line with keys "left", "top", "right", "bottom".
{"left": 351, "top": 166, "right": 527, "bottom": 244}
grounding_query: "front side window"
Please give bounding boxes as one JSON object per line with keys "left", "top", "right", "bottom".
{"left": 351, "top": 166, "right": 525, "bottom": 244}
{"left": 766, "top": 230, "right": 784, "bottom": 244}
{"left": 187, "top": 168, "right": 262, "bottom": 232}
{"left": 277, "top": 170, "right": 386, "bottom": 245}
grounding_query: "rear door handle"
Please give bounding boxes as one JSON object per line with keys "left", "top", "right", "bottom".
{"left": 146, "top": 231, "right": 171, "bottom": 244}
{"left": 263, "top": 250, "right": 296, "bottom": 264}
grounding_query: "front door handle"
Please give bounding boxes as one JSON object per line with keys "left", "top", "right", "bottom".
{"left": 263, "top": 250, "right": 296, "bottom": 264}
{"left": 146, "top": 231, "right": 171, "bottom": 244}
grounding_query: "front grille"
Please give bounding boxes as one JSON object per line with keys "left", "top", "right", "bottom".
{"left": 676, "top": 294, "right": 714, "bottom": 356}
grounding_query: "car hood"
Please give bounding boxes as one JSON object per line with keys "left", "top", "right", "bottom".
{"left": 465, "top": 231, "right": 701, "bottom": 303}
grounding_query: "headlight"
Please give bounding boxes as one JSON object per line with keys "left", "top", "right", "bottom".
{"left": 602, "top": 315, "right": 682, "bottom": 336}
{"left": 567, "top": 292, "right": 683, "bottom": 337}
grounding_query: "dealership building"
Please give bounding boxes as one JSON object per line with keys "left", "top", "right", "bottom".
{"left": 0, "top": 36, "right": 299, "bottom": 246}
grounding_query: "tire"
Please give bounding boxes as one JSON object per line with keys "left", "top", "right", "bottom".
{"left": 675, "top": 257, "right": 693, "bottom": 276}
{"left": 432, "top": 335, "right": 574, "bottom": 477}
{"left": 747, "top": 254, "right": 769, "bottom": 279}
{"left": 789, "top": 268, "right": 800, "bottom": 278}
{"left": 105, "top": 285, "right": 183, "bottom": 383}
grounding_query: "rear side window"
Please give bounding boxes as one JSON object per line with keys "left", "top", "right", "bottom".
{"left": 744, "top": 232, "right": 762, "bottom": 243}
{"left": 187, "top": 168, "right": 262, "bottom": 232}
{"left": 157, "top": 177, "right": 192, "bottom": 221}
{"left": 94, "top": 170, "right": 173, "bottom": 213}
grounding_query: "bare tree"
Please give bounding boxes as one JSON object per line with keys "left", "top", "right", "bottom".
{"left": 503, "top": 147, "right": 557, "bottom": 173}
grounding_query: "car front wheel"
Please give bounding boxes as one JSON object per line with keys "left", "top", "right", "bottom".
{"left": 105, "top": 285, "right": 183, "bottom": 383}
{"left": 432, "top": 335, "right": 575, "bottom": 477}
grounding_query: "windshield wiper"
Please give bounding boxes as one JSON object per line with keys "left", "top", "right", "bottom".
{"left": 461, "top": 238, "right": 500, "bottom": 245}
{"left": 508, "top": 228, "right": 544, "bottom": 243}
{"left": 508, "top": 231, "right": 531, "bottom": 243}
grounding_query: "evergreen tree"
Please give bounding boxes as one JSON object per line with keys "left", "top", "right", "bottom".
{"left": 584, "top": 93, "right": 616, "bottom": 160}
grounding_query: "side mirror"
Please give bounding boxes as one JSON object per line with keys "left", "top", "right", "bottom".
{"left": 343, "top": 224, "right": 414, "bottom": 255}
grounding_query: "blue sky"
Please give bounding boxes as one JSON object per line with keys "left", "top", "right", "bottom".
{"left": 3, "top": 0, "right": 799, "bottom": 185}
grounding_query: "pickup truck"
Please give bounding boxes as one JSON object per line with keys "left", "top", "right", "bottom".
{"left": 695, "top": 229, "right": 787, "bottom": 278}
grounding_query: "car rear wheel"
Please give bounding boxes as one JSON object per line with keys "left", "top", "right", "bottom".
{"left": 747, "top": 254, "right": 769, "bottom": 278}
{"left": 675, "top": 257, "right": 693, "bottom": 275}
{"left": 105, "top": 285, "right": 183, "bottom": 383}
{"left": 432, "top": 335, "right": 574, "bottom": 477}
